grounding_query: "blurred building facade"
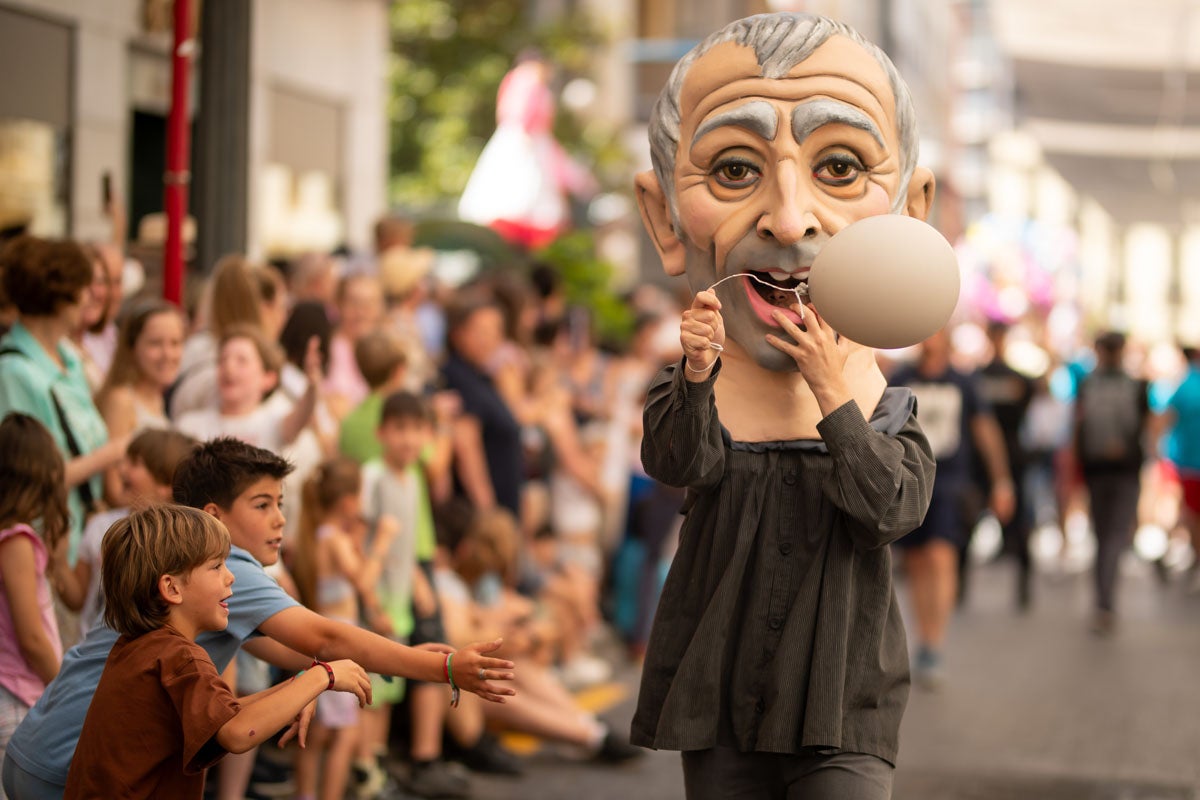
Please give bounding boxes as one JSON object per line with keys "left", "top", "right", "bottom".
{"left": 0, "top": 0, "right": 390, "bottom": 267}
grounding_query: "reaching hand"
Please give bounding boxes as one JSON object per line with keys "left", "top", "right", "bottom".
{"left": 277, "top": 699, "right": 316, "bottom": 749}
{"left": 326, "top": 659, "right": 372, "bottom": 708}
{"left": 450, "top": 639, "right": 516, "bottom": 703}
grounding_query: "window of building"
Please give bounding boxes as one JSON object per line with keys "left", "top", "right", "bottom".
{"left": 0, "top": 6, "right": 72, "bottom": 237}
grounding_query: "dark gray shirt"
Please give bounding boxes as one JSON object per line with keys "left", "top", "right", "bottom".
{"left": 630, "top": 360, "right": 935, "bottom": 765}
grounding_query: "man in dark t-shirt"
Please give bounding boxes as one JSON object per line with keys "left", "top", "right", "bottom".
{"left": 889, "top": 328, "right": 1014, "bottom": 689}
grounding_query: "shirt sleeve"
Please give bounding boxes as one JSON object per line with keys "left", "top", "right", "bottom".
{"left": 223, "top": 554, "right": 300, "bottom": 643}
{"left": 963, "top": 370, "right": 990, "bottom": 419}
{"left": 161, "top": 645, "right": 241, "bottom": 774}
{"left": 817, "top": 399, "right": 937, "bottom": 549}
{"left": 639, "top": 360, "right": 726, "bottom": 491}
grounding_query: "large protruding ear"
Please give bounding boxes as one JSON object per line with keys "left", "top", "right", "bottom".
{"left": 635, "top": 170, "right": 686, "bottom": 277}
{"left": 905, "top": 166, "right": 936, "bottom": 221}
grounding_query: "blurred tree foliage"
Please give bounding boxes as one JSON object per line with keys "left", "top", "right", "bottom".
{"left": 389, "top": 0, "right": 624, "bottom": 212}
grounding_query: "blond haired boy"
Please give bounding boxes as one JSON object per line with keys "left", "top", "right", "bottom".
{"left": 63, "top": 506, "right": 371, "bottom": 800}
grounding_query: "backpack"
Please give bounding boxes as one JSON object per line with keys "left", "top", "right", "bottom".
{"left": 1077, "top": 370, "right": 1143, "bottom": 466}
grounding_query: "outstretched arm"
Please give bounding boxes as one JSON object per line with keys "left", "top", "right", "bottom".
{"left": 256, "top": 604, "right": 515, "bottom": 703}
{"left": 217, "top": 660, "right": 370, "bottom": 753}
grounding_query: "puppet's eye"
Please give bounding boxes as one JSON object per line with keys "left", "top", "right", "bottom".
{"left": 713, "top": 159, "right": 760, "bottom": 189}
{"left": 814, "top": 154, "right": 865, "bottom": 187}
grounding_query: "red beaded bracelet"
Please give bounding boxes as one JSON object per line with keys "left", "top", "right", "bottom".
{"left": 311, "top": 659, "right": 335, "bottom": 691}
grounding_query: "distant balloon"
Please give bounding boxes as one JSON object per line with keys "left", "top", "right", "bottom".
{"left": 807, "top": 215, "right": 960, "bottom": 350}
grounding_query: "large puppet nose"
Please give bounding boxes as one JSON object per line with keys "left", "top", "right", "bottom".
{"left": 756, "top": 166, "right": 822, "bottom": 245}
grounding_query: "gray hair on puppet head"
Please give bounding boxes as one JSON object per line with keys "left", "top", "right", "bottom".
{"left": 647, "top": 13, "right": 920, "bottom": 225}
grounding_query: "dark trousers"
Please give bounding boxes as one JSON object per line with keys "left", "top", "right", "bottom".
{"left": 1001, "top": 477, "right": 1033, "bottom": 607}
{"left": 1084, "top": 471, "right": 1141, "bottom": 612}
{"left": 681, "top": 747, "right": 893, "bottom": 800}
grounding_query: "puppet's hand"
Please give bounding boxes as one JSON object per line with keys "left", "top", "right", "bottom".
{"left": 681, "top": 290, "right": 724, "bottom": 379}
{"left": 765, "top": 303, "right": 852, "bottom": 414}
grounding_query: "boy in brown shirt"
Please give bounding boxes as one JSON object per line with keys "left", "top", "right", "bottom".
{"left": 64, "top": 505, "right": 372, "bottom": 799}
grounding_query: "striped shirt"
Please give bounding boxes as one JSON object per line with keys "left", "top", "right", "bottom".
{"left": 631, "top": 361, "right": 935, "bottom": 765}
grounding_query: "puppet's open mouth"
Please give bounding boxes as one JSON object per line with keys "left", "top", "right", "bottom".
{"left": 747, "top": 270, "right": 807, "bottom": 308}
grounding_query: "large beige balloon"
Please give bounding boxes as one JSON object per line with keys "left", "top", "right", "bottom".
{"left": 807, "top": 215, "right": 959, "bottom": 349}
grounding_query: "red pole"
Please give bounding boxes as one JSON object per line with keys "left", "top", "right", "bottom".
{"left": 163, "top": 0, "right": 193, "bottom": 306}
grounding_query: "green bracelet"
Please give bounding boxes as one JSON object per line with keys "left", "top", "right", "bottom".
{"left": 445, "top": 652, "right": 460, "bottom": 707}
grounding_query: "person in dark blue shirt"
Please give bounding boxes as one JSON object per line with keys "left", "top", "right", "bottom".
{"left": 889, "top": 328, "right": 1014, "bottom": 688}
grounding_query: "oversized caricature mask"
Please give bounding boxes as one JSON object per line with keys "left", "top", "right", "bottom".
{"left": 636, "top": 13, "right": 935, "bottom": 372}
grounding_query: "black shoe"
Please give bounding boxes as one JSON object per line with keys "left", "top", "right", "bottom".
{"left": 457, "top": 733, "right": 524, "bottom": 776}
{"left": 408, "top": 759, "right": 471, "bottom": 799}
{"left": 593, "top": 731, "right": 644, "bottom": 764}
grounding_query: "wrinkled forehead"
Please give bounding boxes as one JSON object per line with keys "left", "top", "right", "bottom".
{"left": 678, "top": 37, "right": 898, "bottom": 150}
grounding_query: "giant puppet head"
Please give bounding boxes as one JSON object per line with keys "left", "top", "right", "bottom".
{"left": 636, "top": 13, "right": 936, "bottom": 372}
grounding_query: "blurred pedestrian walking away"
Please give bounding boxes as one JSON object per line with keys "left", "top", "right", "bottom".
{"left": 1074, "top": 332, "right": 1150, "bottom": 635}
{"left": 977, "top": 321, "right": 1036, "bottom": 610}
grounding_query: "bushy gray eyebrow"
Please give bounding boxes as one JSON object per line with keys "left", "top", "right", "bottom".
{"left": 792, "top": 99, "right": 883, "bottom": 147}
{"left": 691, "top": 101, "right": 778, "bottom": 149}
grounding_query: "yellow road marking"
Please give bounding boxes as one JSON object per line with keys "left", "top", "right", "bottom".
{"left": 497, "top": 682, "right": 629, "bottom": 755}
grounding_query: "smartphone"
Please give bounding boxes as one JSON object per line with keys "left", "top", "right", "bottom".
{"left": 101, "top": 172, "right": 112, "bottom": 207}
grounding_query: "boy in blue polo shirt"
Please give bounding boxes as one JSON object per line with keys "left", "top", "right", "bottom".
{"left": 2, "top": 437, "right": 515, "bottom": 798}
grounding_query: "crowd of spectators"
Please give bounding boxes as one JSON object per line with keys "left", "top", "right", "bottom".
{"left": 0, "top": 212, "right": 683, "bottom": 800}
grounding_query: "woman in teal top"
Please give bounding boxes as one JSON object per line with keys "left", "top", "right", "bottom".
{"left": 0, "top": 237, "right": 129, "bottom": 562}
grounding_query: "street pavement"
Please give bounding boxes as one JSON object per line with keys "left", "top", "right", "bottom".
{"left": 469, "top": 552, "right": 1200, "bottom": 800}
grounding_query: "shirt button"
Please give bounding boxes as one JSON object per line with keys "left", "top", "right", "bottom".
{"left": 779, "top": 542, "right": 793, "bottom": 555}
{"left": 783, "top": 471, "right": 797, "bottom": 486}
{"left": 755, "top": 699, "right": 766, "bottom": 714}
{"left": 769, "top": 616, "right": 783, "bottom": 630}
